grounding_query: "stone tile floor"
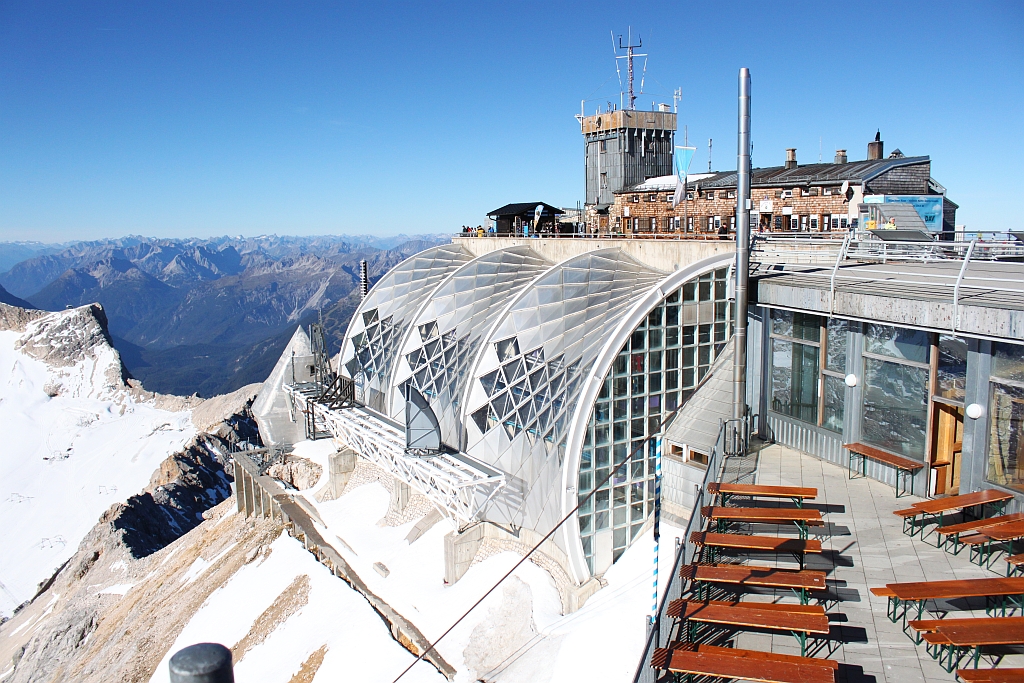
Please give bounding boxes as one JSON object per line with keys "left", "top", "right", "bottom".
{"left": 707, "top": 442, "right": 1024, "bottom": 683}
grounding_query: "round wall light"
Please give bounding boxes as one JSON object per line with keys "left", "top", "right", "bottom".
{"left": 966, "top": 403, "right": 985, "bottom": 420}
{"left": 844, "top": 374, "right": 858, "bottom": 387}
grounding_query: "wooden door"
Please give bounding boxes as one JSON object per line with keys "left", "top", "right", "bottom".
{"left": 932, "top": 403, "right": 964, "bottom": 495}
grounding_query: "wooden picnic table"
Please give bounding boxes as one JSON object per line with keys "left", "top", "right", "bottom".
{"left": 690, "top": 532, "right": 823, "bottom": 570}
{"left": 879, "top": 577, "right": 1024, "bottom": 629}
{"left": 702, "top": 506, "right": 824, "bottom": 539}
{"left": 651, "top": 646, "right": 837, "bottom": 683}
{"left": 707, "top": 482, "right": 818, "bottom": 508}
{"left": 682, "top": 563, "right": 827, "bottom": 604}
{"left": 934, "top": 513, "right": 1024, "bottom": 553}
{"left": 932, "top": 618, "right": 1024, "bottom": 672}
{"left": 958, "top": 520, "right": 1024, "bottom": 568}
{"left": 896, "top": 489, "right": 1014, "bottom": 537}
{"left": 667, "top": 599, "right": 829, "bottom": 656}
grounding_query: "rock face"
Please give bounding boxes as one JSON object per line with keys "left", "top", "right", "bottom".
{"left": 267, "top": 456, "right": 323, "bottom": 491}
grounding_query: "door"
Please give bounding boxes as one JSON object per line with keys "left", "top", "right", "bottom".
{"left": 932, "top": 403, "right": 964, "bottom": 495}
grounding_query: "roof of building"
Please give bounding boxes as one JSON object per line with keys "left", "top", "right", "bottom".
{"left": 621, "top": 173, "right": 716, "bottom": 193}
{"left": 487, "top": 202, "right": 564, "bottom": 218}
{"left": 615, "top": 156, "right": 931, "bottom": 194}
{"left": 755, "top": 258, "right": 1024, "bottom": 341}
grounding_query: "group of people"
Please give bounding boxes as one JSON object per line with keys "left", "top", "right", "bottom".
{"left": 460, "top": 225, "right": 488, "bottom": 237}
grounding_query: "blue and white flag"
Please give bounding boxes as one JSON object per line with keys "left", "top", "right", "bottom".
{"left": 672, "top": 146, "right": 696, "bottom": 207}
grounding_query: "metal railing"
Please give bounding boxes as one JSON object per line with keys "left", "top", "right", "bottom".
{"left": 753, "top": 230, "right": 1024, "bottom": 265}
{"left": 632, "top": 416, "right": 748, "bottom": 683}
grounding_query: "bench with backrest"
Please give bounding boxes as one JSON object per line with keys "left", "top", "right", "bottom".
{"left": 666, "top": 599, "right": 829, "bottom": 656}
{"left": 651, "top": 645, "right": 837, "bottom": 683}
{"left": 701, "top": 506, "right": 825, "bottom": 539}
{"left": 845, "top": 442, "right": 924, "bottom": 497}
{"left": 681, "top": 562, "right": 827, "bottom": 604}
{"left": 894, "top": 490, "right": 1014, "bottom": 538}
{"left": 707, "top": 482, "right": 818, "bottom": 508}
{"left": 690, "top": 531, "right": 823, "bottom": 570}
{"left": 957, "top": 668, "right": 1024, "bottom": 683}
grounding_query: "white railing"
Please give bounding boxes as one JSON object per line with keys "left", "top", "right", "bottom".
{"left": 284, "top": 386, "right": 505, "bottom": 525}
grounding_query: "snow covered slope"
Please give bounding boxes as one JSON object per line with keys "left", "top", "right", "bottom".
{"left": 0, "top": 304, "right": 195, "bottom": 617}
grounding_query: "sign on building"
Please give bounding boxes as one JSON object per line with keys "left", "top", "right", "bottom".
{"left": 864, "top": 195, "right": 944, "bottom": 232}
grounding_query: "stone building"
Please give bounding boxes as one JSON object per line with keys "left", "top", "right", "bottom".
{"left": 603, "top": 136, "right": 957, "bottom": 236}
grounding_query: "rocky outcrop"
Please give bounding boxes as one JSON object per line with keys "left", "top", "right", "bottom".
{"left": 267, "top": 456, "right": 323, "bottom": 491}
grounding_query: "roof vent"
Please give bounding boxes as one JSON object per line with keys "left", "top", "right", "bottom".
{"left": 785, "top": 148, "right": 797, "bottom": 170}
{"left": 888, "top": 148, "right": 905, "bottom": 159}
{"left": 867, "top": 131, "right": 884, "bottom": 160}
{"left": 834, "top": 149, "right": 848, "bottom": 164}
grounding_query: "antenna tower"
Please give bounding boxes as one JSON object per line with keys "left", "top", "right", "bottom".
{"left": 616, "top": 29, "right": 646, "bottom": 110}
{"left": 673, "top": 87, "right": 682, "bottom": 113}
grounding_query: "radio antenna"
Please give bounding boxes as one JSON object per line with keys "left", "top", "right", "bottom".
{"left": 616, "top": 28, "right": 646, "bottom": 110}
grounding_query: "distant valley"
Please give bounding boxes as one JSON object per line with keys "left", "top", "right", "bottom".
{"left": 0, "top": 234, "right": 450, "bottom": 396}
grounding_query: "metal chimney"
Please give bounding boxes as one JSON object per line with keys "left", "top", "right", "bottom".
{"left": 834, "top": 149, "right": 848, "bottom": 164}
{"left": 867, "top": 131, "right": 884, "bottom": 160}
{"left": 359, "top": 259, "right": 369, "bottom": 299}
{"left": 734, "top": 68, "right": 751, "bottom": 426}
{"left": 785, "top": 148, "right": 797, "bottom": 169}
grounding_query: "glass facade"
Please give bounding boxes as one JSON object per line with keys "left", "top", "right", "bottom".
{"left": 937, "top": 335, "right": 968, "bottom": 403}
{"left": 768, "top": 312, "right": 847, "bottom": 433}
{"left": 988, "top": 342, "right": 1024, "bottom": 492}
{"left": 577, "top": 267, "right": 731, "bottom": 572}
{"left": 861, "top": 324, "right": 930, "bottom": 459}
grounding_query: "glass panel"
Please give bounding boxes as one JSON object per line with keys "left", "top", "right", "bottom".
{"left": 988, "top": 382, "right": 1024, "bottom": 492}
{"left": 937, "top": 335, "right": 968, "bottom": 402}
{"left": 862, "top": 357, "right": 928, "bottom": 459}
{"left": 822, "top": 375, "right": 845, "bottom": 433}
{"left": 993, "top": 342, "right": 1024, "bottom": 383}
{"left": 864, "top": 324, "right": 929, "bottom": 364}
{"left": 772, "top": 309, "right": 821, "bottom": 342}
{"left": 826, "top": 319, "right": 849, "bottom": 373}
{"left": 770, "top": 338, "right": 819, "bottom": 423}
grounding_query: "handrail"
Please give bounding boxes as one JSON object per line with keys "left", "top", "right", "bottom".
{"left": 829, "top": 233, "right": 852, "bottom": 316}
{"left": 952, "top": 239, "right": 977, "bottom": 333}
{"left": 631, "top": 415, "right": 747, "bottom": 683}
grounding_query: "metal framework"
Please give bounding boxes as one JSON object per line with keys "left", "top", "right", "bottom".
{"left": 285, "top": 386, "right": 505, "bottom": 525}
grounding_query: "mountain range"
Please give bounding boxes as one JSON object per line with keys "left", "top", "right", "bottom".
{"left": 0, "top": 234, "right": 450, "bottom": 396}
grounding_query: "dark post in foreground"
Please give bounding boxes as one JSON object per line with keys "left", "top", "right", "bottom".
{"left": 169, "top": 643, "right": 234, "bottom": 683}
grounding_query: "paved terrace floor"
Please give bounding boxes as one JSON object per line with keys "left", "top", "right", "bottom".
{"left": 712, "top": 442, "right": 1024, "bottom": 683}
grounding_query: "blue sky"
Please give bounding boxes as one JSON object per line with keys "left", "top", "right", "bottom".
{"left": 1, "top": 1, "right": 1021, "bottom": 241}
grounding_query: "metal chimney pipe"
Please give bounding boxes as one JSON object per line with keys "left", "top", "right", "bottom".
{"left": 359, "top": 259, "right": 369, "bottom": 299}
{"left": 733, "top": 68, "right": 751, "bottom": 427}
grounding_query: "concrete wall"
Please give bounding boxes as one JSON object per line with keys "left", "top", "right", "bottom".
{"left": 454, "top": 236, "right": 734, "bottom": 273}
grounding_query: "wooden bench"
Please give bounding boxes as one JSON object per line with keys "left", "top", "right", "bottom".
{"left": 1007, "top": 553, "right": 1024, "bottom": 577}
{"left": 690, "top": 532, "right": 823, "bottom": 570}
{"left": 845, "top": 442, "right": 924, "bottom": 497}
{"left": 651, "top": 646, "right": 837, "bottom": 683}
{"left": 667, "top": 599, "right": 829, "bottom": 656}
{"left": 702, "top": 506, "right": 825, "bottom": 539}
{"left": 957, "top": 668, "right": 1024, "bottom": 683}
{"left": 694, "top": 643, "right": 839, "bottom": 669}
{"left": 681, "top": 563, "right": 827, "bottom": 604}
{"left": 898, "top": 490, "right": 1015, "bottom": 539}
{"left": 707, "top": 482, "right": 818, "bottom": 508}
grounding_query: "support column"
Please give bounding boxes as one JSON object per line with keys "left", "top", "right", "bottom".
{"left": 391, "top": 478, "right": 411, "bottom": 515}
{"left": 733, "top": 67, "right": 752, "bottom": 430}
{"left": 330, "top": 448, "right": 357, "bottom": 497}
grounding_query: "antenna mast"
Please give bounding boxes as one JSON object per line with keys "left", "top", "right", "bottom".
{"left": 616, "top": 29, "right": 646, "bottom": 110}
{"left": 708, "top": 138, "right": 713, "bottom": 172}
{"left": 673, "top": 87, "right": 681, "bottom": 113}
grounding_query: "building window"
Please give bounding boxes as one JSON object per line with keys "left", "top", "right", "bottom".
{"left": 578, "top": 267, "right": 732, "bottom": 573}
{"left": 810, "top": 217, "right": 818, "bottom": 230}
{"left": 632, "top": 195, "right": 640, "bottom": 203}
{"left": 726, "top": 190, "right": 736, "bottom": 199}
{"left": 770, "top": 312, "right": 848, "bottom": 431}
{"left": 861, "top": 324, "right": 930, "bottom": 459}
{"left": 706, "top": 191, "right": 715, "bottom": 200}
{"left": 648, "top": 194, "right": 658, "bottom": 202}
{"left": 987, "top": 342, "right": 1024, "bottom": 492}
{"left": 790, "top": 216, "right": 799, "bottom": 230}
{"left": 600, "top": 140, "right": 607, "bottom": 153}
{"left": 600, "top": 173, "right": 608, "bottom": 190}
{"left": 685, "top": 192, "right": 694, "bottom": 201}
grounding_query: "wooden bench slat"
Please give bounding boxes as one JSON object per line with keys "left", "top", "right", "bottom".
{"left": 956, "top": 668, "right": 1024, "bottom": 683}
{"left": 938, "top": 619, "right": 1024, "bottom": 646}
{"left": 690, "top": 532, "right": 823, "bottom": 554}
{"left": 702, "top": 506, "right": 825, "bottom": 524}
{"left": 907, "top": 617, "right": 1024, "bottom": 633}
{"left": 672, "top": 598, "right": 826, "bottom": 616}
{"left": 652, "top": 648, "right": 836, "bottom": 683}
{"left": 695, "top": 644, "right": 839, "bottom": 670}
{"left": 869, "top": 586, "right": 896, "bottom": 598}
{"left": 1008, "top": 553, "right": 1024, "bottom": 567}
{"left": 844, "top": 442, "right": 924, "bottom": 471}
{"left": 708, "top": 483, "right": 818, "bottom": 499}
{"left": 981, "top": 520, "right": 1024, "bottom": 542}
{"left": 689, "top": 563, "right": 827, "bottom": 590}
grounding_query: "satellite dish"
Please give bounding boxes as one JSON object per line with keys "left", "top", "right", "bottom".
{"left": 841, "top": 181, "right": 850, "bottom": 194}
{"left": 405, "top": 384, "right": 442, "bottom": 455}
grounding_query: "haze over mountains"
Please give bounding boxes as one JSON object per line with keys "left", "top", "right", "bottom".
{"left": 0, "top": 235, "right": 450, "bottom": 397}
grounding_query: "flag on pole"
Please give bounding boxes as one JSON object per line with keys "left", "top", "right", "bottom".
{"left": 672, "top": 146, "right": 696, "bottom": 207}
